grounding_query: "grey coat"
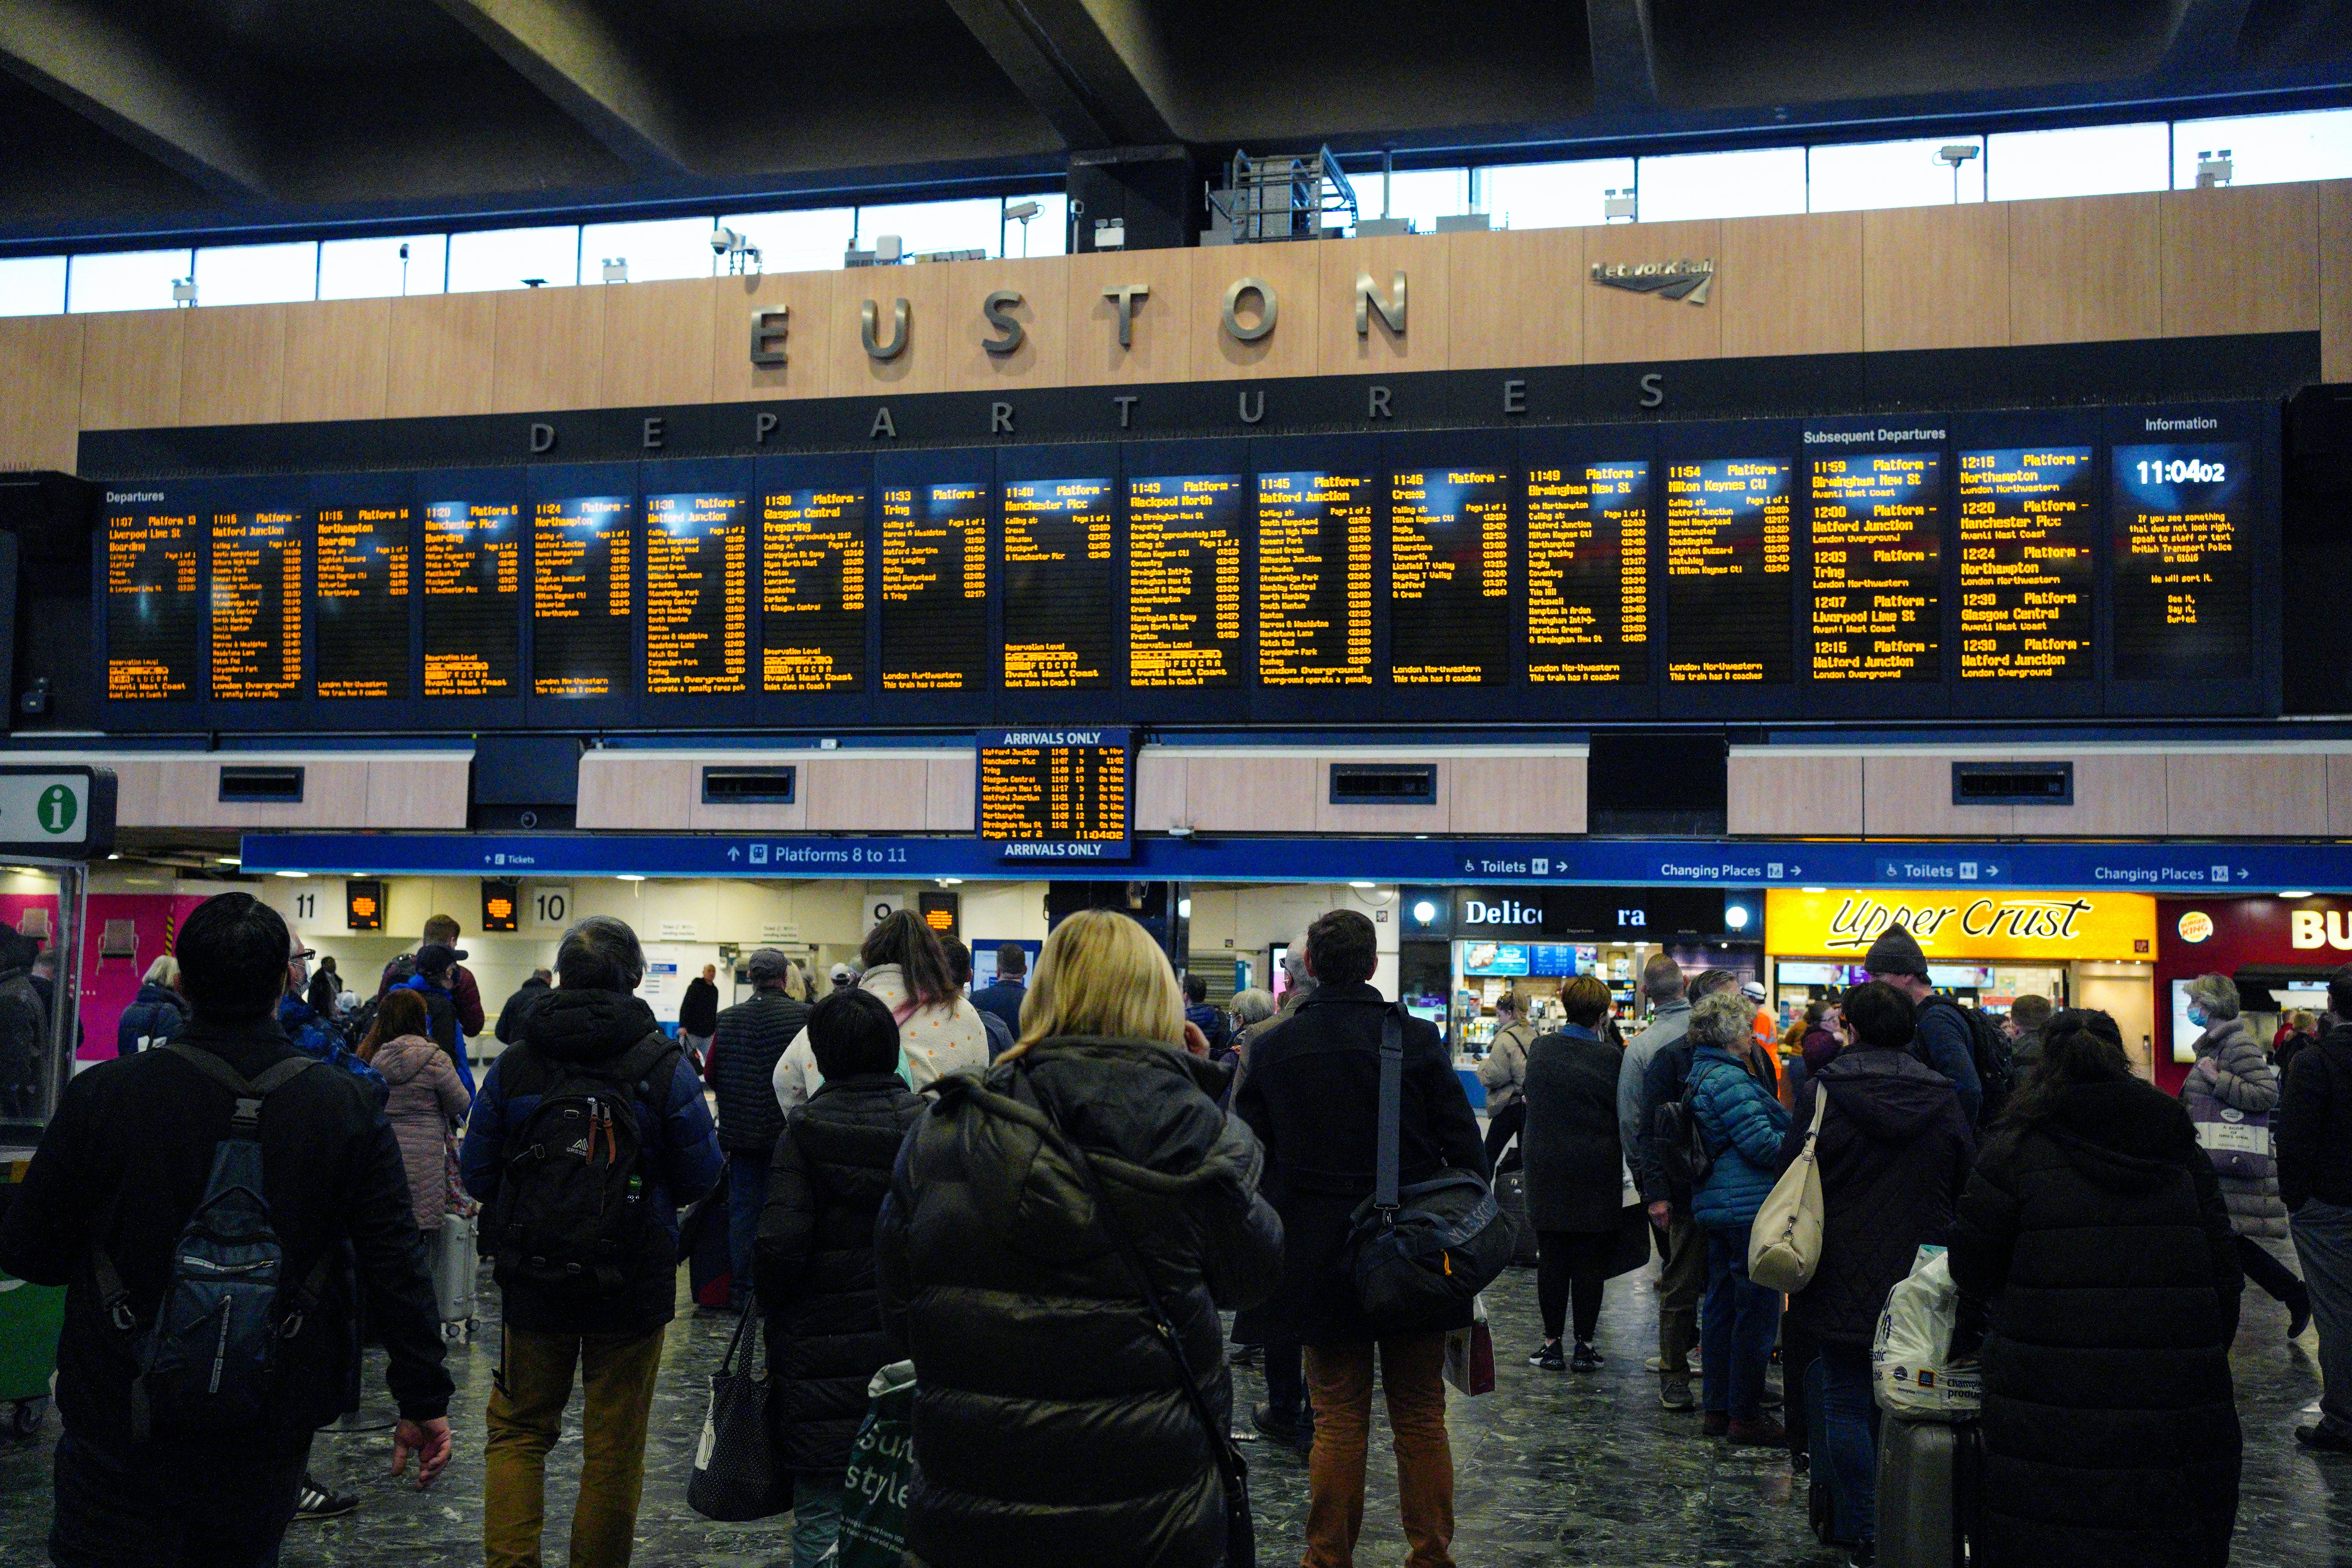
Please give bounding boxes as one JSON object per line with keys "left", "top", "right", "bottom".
{"left": 1520, "top": 1025, "right": 1626, "bottom": 1233}
{"left": 2181, "top": 1016, "right": 2288, "bottom": 1240}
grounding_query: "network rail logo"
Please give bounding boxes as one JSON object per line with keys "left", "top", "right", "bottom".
{"left": 1589, "top": 258, "right": 1715, "bottom": 305}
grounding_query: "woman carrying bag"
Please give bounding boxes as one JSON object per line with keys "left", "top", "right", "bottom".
{"left": 1769, "top": 981, "right": 1974, "bottom": 1561}
{"left": 875, "top": 909, "right": 1284, "bottom": 1568}
{"left": 2178, "top": 972, "right": 2312, "bottom": 1336}
{"left": 1519, "top": 975, "right": 1642, "bottom": 1373}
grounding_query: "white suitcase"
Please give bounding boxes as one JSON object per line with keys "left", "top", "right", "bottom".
{"left": 432, "top": 1212, "right": 478, "bottom": 1341}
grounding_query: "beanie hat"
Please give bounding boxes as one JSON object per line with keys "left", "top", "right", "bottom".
{"left": 1862, "top": 923, "right": 1929, "bottom": 980}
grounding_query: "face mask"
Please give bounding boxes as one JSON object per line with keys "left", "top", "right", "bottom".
{"left": 2187, "top": 1004, "right": 2209, "bottom": 1027}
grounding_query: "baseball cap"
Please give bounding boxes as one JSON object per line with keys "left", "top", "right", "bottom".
{"left": 417, "top": 942, "right": 467, "bottom": 974}
{"left": 1740, "top": 980, "right": 1767, "bottom": 1003}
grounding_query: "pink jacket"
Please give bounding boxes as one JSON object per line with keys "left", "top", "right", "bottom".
{"left": 372, "top": 1034, "right": 472, "bottom": 1231}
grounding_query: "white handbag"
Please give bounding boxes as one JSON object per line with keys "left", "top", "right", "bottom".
{"left": 1748, "top": 1087, "right": 1828, "bottom": 1293}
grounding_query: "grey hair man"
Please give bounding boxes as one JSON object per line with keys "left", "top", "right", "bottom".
{"left": 1617, "top": 954, "right": 1706, "bottom": 1408}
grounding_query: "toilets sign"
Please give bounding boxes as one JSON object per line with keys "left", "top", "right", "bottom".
{"left": 0, "top": 766, "right": 113, "bottom": 860}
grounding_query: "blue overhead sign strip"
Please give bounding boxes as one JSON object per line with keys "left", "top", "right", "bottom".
{"left": 238, "top": 832, "right": 2352, "bottom": 893}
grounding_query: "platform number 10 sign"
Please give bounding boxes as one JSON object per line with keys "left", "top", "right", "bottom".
{"left": 532, "top": 886, "right": 573, "bottom": 930}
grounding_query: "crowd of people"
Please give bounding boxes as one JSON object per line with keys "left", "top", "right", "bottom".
{"left": 3, "top": 888, "right": 2350, "bottom": 1568}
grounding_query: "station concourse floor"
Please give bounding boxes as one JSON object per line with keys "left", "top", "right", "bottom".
{"left": 4, "top": 1255, "right": 2350, "bottom": 1568}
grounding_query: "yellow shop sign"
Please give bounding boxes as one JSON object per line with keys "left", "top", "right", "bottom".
{"left": 1768, "top": 888, "right": 2156, "bottom": 962}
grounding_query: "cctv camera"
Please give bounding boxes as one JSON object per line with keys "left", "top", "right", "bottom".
{"left": 711, "top": 227, "right": 738, "bottom": 254}
{"left": 1005, "top": 200, "right": 1041, "bottom": 222}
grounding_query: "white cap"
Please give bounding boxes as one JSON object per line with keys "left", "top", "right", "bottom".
{"left": 1741, "top": 980, "right": 1767, "bottom": 1003}
{"left": 829, "top": 962, "right": 857, "bottom": 983}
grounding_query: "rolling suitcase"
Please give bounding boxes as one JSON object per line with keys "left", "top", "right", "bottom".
{"left": 432, "top": 1211, "right": 477, "bottom": 1341}
{"left": 1875, "top": 1412, "right": 1982, "bottom": 1568}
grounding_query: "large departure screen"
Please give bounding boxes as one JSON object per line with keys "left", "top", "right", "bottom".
{"left": 1956, "top": 448, "right": 2095, "bottom": 682}
{"left": 976, "top": 727, "right": 1131, "bottom": 855}
{"left": 2111, "top": 443, "right": 2254, "bottom": 681}
{"left": 645, "top": 491, "right": 748, "bottom": 696}
{"left": 423, "top": 499, "right": 521, "bottom": 699}
{"left": 1808, "top": 452, "right": 1942, "bottom": 683}
{"left": 209, "top": 508, "right": 302, "bottom": 701}
{"left": 105, "top": 505, "right": 201, "bottom": 701}
{"left": 1390, "top": 467, "right": 1509, "bottom": 683}
{"left": 1258, "top": 469, "right": 1373, "bottom": 686}
{"left": 762, "top": 486, "right": 866, "bottom": 694}
{"left": 1003, "top": 477, "right": 1116, "bottom": 689}
{"left": 532, "top": 495, "right": 633, "bottom": 699}
{"left": 1665, "top": 458, "right": 1793, "bottom": 683}
{"left": 1128, "top": 474, "right": 1244, "bottom": 688}
{"left": 314, "top": 504, "right": 408, "bottom": 699}
{"left": 881, "top": 481, "right": 988, "bottom": 691}
{"left": 1526, "top": 461, "right": 1649, "bottom": 684}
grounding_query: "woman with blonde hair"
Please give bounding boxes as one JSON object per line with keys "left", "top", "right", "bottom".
{"left": 876, "top": 909, "right": 1283, "bottom": 1568}
{"left": 359, "top": 986, "right": 472, "bottom": 1232}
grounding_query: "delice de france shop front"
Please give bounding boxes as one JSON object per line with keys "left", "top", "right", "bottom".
{"left": 1765, "top": 887, "right": 2160, "bottom": 1073}
{"left": 2156, "top": 895, "right": 2352, "bottom": 1094}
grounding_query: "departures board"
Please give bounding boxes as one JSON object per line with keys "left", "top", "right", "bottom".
{"left": 93, "top": 403, "right": 2279, "bottom": 731}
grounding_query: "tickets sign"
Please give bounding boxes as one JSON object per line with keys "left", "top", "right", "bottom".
{"left": 1767, "top": 887, "right": 2156, "bottom": 962}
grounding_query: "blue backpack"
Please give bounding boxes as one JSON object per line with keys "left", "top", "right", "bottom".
{"left": 93, "top": 1044, "right": 336, "bottom": 1440}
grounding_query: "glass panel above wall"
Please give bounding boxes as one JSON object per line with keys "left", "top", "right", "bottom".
{"left": 1635, "top": 146, "right": 1808, "bottom": 221}
{"left": 445, "top": 225, "right": 580, "bottom": 292}
{"left": 1986, "top": 121, "right": 2170, "bottom": 201}
{"left": 717, "top": 207, "right": 858, "bottom": 274}
{"left": 1483, "top": 159, "right": 1636, "bottom": 230}
{"left": 855, "top": 197, "right": 1004, "bottom": 260}
{"left": 318, "top": 234, "right": 447, "bottom": 300}
{"left": 0, "top": 256, "right": 67, "bottom": 317}
{"left": 66, "top": 248, "right": 194, "bottom": 313}
{"left": 2169, "top": 107, "right": 2352, "bottom": 189}
{"left": 1807, "top": 136, "right": 1987, "bottom": 212}
{"left": 578, "top": 216, "right": 717, "bottom": 284}
{"left": 192, "top": 241, "right": 318, "bottom": 307}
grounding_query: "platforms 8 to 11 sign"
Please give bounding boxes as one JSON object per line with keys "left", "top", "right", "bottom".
{"left": 976, "top": 729, "right": 1132, "bottom": 860}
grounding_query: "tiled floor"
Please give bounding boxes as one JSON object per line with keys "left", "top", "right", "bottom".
{"left": 3, "top": 1256, "right": 2348, "bottom": 1566}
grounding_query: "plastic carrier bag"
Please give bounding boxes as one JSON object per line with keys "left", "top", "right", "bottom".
{"left": 836, "top": 1359, "right": 918, "bottom": 1568}
{"left": 1871, "top": 1245, "right": 1981, "bottom": 1421}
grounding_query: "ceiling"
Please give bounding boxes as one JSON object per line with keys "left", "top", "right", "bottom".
{"left": 0, "top": 0, "right": 2345, "bottom": 246}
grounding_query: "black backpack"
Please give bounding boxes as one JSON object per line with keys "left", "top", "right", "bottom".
{"left": 1651, "top": 1054, "right": 1731, "bottom": 1200}
{"left": 93, "top": 1045, "right": 335, "bottom": 1440}
{"left": 1924, "top": 995, "right": 2015, "bottom": 1125}
{"left": 490, "top": 1034, "right": 681, "bottom": 1300}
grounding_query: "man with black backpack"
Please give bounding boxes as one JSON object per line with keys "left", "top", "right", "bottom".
{"left": 1861, "top": 924, "right": 1993, "bottom": 1127}
{"left": 0, "top": 891, "right": 454, "bottom": 1567}
{"left": 461, "top": 914, "right": 722, "bottom": 1568}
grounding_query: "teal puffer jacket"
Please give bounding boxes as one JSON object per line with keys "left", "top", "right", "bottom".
{"left": 1688, "top": 1044, "right": 1791, "bottom": 1231}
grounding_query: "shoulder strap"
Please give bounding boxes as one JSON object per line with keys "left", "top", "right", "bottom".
{"left": 1375, "top": 1005, "right": 1405, "bottom": 1211}
{"left": 164, "top": 1042, "right": 318, "bottom": 1137}
{"left": 1020, "top": 1065, "right": 1246, "bottom": 1500}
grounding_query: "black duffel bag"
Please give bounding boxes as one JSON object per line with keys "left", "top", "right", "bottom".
{"left": 1344, "top": 1006, "right": 1516, "bottom": 1336}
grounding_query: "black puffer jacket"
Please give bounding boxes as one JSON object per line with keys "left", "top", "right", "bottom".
{"left": 877, "top": 1037, "right": 1283, "bottom": 1568}
{"left": 1947, "top": 1078, "right": 2243, "bottom": 1568}
{"left": 1519, "top": 1025, "right": 1624, "bottom": 1233}
{"left": 1777, "top": 1045, "right": 1974, "bottom": 1345}
{"left": 711, "top": 988, "right": 810, "bottom": 1152}
{"left": 754, "top": 1072, "right": 925, "bottom": 1473}
{"left": 116, "top": 980, "right": 186, "bottom": 1056}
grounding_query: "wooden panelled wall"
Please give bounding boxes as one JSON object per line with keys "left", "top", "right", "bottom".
{"left": 1, "top": 179, "right": 2346, "bottom": 476}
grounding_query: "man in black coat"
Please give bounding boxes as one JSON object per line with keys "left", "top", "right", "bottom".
{"left": 755, "top": 989, "right": 926, "bottom": 1565}
{"left": 495, "top": 968, "right": 552, "bottom": 1044}
{"left": 967, "top": 942, "right": 1027, "bottom": 1046}
{"left": 1234, "top": 908, "right": 1485, "bottom": 1568}
{"left": 1776, "top": 980, "right": 1973, "bottom": 1552}
{"left": 0, "top": 892, "right": 453, "bottom": 1566}
{"left": 2278, "top": 963, "right": 2352, "bottom": 1452}
{"left": 710, "top": 946, "right": 812, "bottom": 1310}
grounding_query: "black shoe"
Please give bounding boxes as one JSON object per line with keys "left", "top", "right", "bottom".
{"left": 1847, "top": 1543, "right": 1876, "bottom": 1568}
{"left": 1252, "top": 1401, "right": 1311, "bottom": 1451}
{"left": 1528, "top": 1340, "right": 1566, "bottom": 1371}
{"left": 1230, "top": 1342, "right": 1263, "bottom": 1367}
{"left": 2290, "top": 1288, "right": 2314, "bottom": 1341}
{"left": 294, "top": 1475, "right": 358, "bottom": 1521}
{"left": 2297, "top": 1423, "right": 2352, "bottom": 1454}
{"left": 1570, "top": 1341, "right": 1601, "bottom": 1373}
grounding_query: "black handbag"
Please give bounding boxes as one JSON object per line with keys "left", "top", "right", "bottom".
{"left": 687, "top": 1289, "right": 791, "bottom": 1521}
{"left": 1027, "top": 1073, "right": 1255, "bottom": 1568}
{"left": 1344, "top": 1005, "right": 1516, "bottom": 1335}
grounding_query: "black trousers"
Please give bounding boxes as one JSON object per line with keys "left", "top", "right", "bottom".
{"left": 1537, "top": 1229, "right": 1615, "bottom": 1343}
{"left": 50, "top": 1429, "right": 311, "bottom": 1568}
{"left": 1483, "top": 1099, "right": 1526, "bottom": 1171}
{"left": 2240, "top": 1233, "right": 2306, "bottom": 1304}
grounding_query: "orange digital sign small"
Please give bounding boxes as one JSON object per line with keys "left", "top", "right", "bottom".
{"left": 482, "top": 880, "right": 519, "bottom": 933}
{"left": 346, "top": 879, "right": 384, "bottom": 932}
